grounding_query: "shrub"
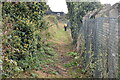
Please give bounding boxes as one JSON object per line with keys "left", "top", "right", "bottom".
{"left": 2, "top": 2, "right": 54, "bottom": 78}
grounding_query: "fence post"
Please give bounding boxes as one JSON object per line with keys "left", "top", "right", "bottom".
{"left": 118, "top": 17, "right": 120, "bottom": 78}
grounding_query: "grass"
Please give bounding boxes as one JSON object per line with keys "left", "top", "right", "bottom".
{"left": 17, "top": 15, "right": 74, "bottom": 78}
{"left": 48, "top": 24, "right": 72, "bottom": 45}
{"left": 43, "top": 15, "right": 72, "bottom": 45}
{"left": 52, "top": 27, "right": 69, "bottom": 43}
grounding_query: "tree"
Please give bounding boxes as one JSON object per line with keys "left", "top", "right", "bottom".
{"left": 66, "top": 2, "right": 102, "bottom": 44}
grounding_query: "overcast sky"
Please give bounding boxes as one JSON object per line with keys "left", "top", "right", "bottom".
{"left": 47, "top": 0, "right": 120, "bottom": 14}
{"left": 100, "top": 0, "right": 120, "bottom": 5}
{"left": 47, "top": 0, "right": 68, "bottom": 13}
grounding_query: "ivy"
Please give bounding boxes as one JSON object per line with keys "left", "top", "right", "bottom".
{"left": 66, "top": 2, "right": 101, "bottom": 44}
{"left": 66, "top": 2, "right": 102, "bottom": 77}
{"left": 2, "top": 2, "right": 51, "bottom": 78}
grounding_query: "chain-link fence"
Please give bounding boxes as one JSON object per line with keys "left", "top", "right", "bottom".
{"left": 78, "top": 17, "right": 119, "bottom": 78}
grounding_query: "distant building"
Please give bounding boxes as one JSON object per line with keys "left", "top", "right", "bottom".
{"left": 46, "top": 9, "right": 65, "bottom": 16}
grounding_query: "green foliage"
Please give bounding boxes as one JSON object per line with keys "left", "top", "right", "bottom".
{"left": 68, "top": 52, "right": 78, "bottom": 57}
{"left": 3, "top": 57, "right": 23, "bottom": 78}
{"left": 65, "top": 2, "right": 102, "bottom": 77}
{"left": 119, "top": 69, "right": 120, "bottom": 78}
{"left": 64, "top": 62, "right": 79, "bottom": 68}
{"left": 30, "top": 72, "right": 38, "bottom": 78}
{"left": 44, "top": 15, "right": 58, "bottom": 27}
{"left": 64, "top": 52, "right": 82, "bottom": 74}
{"left": 2, "top": 2, "right": 56, "bottom": 78}
{"left": 51, "top": 71, "right": 59, "bottom": 75}
{"left": 43, "top": 47, "right": 56, "bottom": 56}
{"left": 66, "top": 2, "right": 102, "bottom": 44}
{"left": 65, "top": 50, "right": 97, "bottom": 77}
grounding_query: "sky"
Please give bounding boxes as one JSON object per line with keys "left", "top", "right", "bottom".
{"left": 100, "top": 0, "right": 120, "bottom": 5}
{"left": 47, "top": 0, "right": 120, "bottom": 14}
{"left": 47, "top": 0, "right": 68, "bottom": 13}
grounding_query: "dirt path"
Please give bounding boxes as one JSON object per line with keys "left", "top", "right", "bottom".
{"left": 52, "top": 42, "right": 74, "bottom": 77}
{"left": 34, "top": 22, "right": 75, "bottom": 78}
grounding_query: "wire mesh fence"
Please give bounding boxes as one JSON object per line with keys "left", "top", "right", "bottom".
{"left": 78, "top": 17, "right": 119, "bottom": 78}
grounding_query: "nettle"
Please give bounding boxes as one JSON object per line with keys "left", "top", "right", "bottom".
{"left": 2, "top": 2, "right": 49, "bottom": 78}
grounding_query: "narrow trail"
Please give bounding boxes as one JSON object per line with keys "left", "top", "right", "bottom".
{"left": 52, "top": 41, "right": 74, "bottom": 77}
{"left": 35, "top": 21, "right": 75, "bottom": 78}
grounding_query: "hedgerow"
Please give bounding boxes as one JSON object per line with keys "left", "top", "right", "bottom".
{"left": 2, "top": 2, "right": 54, "bottom": 78}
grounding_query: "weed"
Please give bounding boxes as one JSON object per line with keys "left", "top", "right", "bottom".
{"left": 68, "top": 52, "right": 78, "bottom": 57}
{"left": 51, "top": 71, "right": 59, "bottom": 75}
